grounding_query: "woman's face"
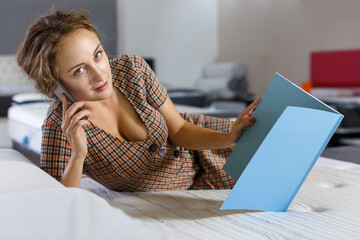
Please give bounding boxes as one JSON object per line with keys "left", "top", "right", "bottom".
{"left": 55, "top": 28, "right": 113, "bottom": 102}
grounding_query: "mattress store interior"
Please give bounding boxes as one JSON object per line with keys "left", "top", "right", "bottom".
{"left": 1, "top": 0, "right": 360, "bottom": 239}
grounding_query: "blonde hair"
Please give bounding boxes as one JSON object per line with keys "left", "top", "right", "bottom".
{"left": 17, "top": 9, "right": 101, "bottom": 98}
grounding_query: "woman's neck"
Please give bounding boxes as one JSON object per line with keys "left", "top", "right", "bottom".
{"left": 83, "top": 87, "right": 119, "bottom": 112}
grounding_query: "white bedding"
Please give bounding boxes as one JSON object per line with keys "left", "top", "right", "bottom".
{"left": 0, "top": 188, "right": 167, "bottom": 240}
{"left": 0, "top": 149, "right": 167, "bottom": 240}
{"left": 80, "top": 156, "right": 360, "bottom": 240}
{"left": 1, "top": 149, "right": 360, "bottom": 239}
{"left": 0, "top": 148, "right": 61, "bottom": 196}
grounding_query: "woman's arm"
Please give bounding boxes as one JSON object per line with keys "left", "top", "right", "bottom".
{"left": 60, "top": 155, "right": 86, "bottom": 187}
{"left": 59, "top": 95, "right": 91, "bottom": 187}
{"left": 158, "top": 96, "right": 261, "bottom": 150}
{"left": 135, "top": 54, "right": 260, "bottom": 150}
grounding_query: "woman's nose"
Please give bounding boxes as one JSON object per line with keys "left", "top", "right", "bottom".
{"left": 91, "top": 66, "right": 105, "bottom": 82}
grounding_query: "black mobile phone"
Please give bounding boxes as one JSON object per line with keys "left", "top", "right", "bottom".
{"left": 54, "top": 81, "right": 77, "bottom": 106}
{"left": 54, "top": 82, "right": 88, "bottom": 119}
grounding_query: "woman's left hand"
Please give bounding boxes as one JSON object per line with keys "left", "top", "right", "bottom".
{"left": 228, "top": 97, "right": 261, "bottom": 144}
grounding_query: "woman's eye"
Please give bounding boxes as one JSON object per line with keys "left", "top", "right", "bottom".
{"left": 74, "top": 68, "right": 84, "bottom": 75}
{"left": 95, "top": 51, "right": 102, "bottom": 60}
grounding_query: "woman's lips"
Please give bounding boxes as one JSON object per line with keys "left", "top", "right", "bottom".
{"left": 95, "top": 81, "right": 108, "bottom": 91}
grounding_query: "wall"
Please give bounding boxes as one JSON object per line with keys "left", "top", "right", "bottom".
{"left": 0, "top": 0, "right": 117, "bottom": 56}
{"left": 218, "top": 0, "right": 360, "bottom": 95}
{"left": 117, "top": 0, "right": 218, "bottom": 89}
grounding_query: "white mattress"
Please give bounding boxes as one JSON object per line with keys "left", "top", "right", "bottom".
{"left": 7, "top": 102, "right": 50, "bottom": 154}
{"left": 0, "top": 188, "right": 168, "bottom": 240}
{"left": 80, "top": 156, "right": 360, "bottom": 240}
{"left": 176, "top": 104, "right": 240, "bottom": 117}
{"left": 2, "top": 143, "right": 359, "bottom": 239}
{"left": 0, "top": 148, "right": 167, "bottom": 240}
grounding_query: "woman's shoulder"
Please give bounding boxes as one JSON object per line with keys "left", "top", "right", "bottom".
{"left": 109, "top": 54, "right": 150, "bottom": 87}
{"left": 42, "top": 100, "right": 62, "bottom": 128}
{"left": 109, "top": 54, "right": 147, "bottom": 71}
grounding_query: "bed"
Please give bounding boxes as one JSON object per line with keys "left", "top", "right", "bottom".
{"left": 7, "top": 96, "right": 49, "bottom": 166}
{"left": 1, "top": 147, "right": 359, "bottom": 239}
{"left": 5, "top": 94, "right": 360, "bottom": 239}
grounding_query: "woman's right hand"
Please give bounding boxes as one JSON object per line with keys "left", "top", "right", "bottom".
{"left": 61, "top": 95, "right": 91, "bottom": 160}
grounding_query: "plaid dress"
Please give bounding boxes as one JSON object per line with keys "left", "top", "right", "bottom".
{"left": 41, "top": 54, "right": 235, "bottom": 191}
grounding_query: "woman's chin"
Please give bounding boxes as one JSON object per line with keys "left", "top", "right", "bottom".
{"left": 95, "top": 83, "right": 114, "bottom": 100}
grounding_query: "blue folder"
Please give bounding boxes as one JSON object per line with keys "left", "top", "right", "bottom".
{"left": 221, "top": 73, "right": 343, "bottom": 211}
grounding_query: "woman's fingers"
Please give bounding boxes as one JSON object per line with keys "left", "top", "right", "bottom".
{"left": 230, "top": 98, "right": 261, "bottom": 143}
{"left": 66, "top": 101, "right": 86, "bottom": 118}
{"left": 62, "top": 95, "right": 90, "bottom": 132}
{"left": 60, "top": 95, "right": 90, "bottom": 158}
{"left": 61, "top": 94, "right": 68, "bottom": 120}
{"left": 62, "top": 100, "right": 86, "bottom": 128}
{"left": 66, "top": 119, "right": 91, "bottom": 139}
{"left": 242, "top": 116, "right": 256, "bottom": 129}
{"left": 229, "top": 116, "right": 256, "bottom": 143}
{"left": 245, "top": 97, "right": 261, "bottom": 114}
{"left": 67, "top": 109, "right": 91, "bottom": 132}
{"left": 236, "top": 97, "right": 261, "bottom": 121}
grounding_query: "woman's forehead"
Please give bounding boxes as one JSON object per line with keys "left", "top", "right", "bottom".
{"left": 55, "top": 29, "right": 101, "bottom": 69}
{"left": 57, "top": 28, "right": 100, "bottom": 51}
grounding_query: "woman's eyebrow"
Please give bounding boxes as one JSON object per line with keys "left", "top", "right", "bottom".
{"left": 66, "top": 44, "right": 102, "bottom": 73}
{"left": 67, "top": 63, "right": 84, "bottom": 73}
{"left": 93, "top": 43, "right": 101, "bottom": 56}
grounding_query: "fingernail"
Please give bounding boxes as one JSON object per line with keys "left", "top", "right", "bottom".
{"left": 250, "top": 118, "right": 256, "bottom": 123}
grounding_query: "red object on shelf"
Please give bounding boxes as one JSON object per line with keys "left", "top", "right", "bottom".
{"left": 311, "top": 49, "right": 360, "bottom": 87}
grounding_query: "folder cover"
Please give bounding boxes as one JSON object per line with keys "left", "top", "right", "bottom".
{"left": 221, "top": 73, "right": 343, "bottom": 211}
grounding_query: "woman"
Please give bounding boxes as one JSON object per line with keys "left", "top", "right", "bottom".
{"left": 17, "top": 9, "right": 260, "bottom": 191}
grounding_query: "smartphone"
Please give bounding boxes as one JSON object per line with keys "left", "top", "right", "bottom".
{"left": 54, "top": 81, "right": 77, "bottom": 106}
{"left": 54, "top": 82, "right": 88, "bottom": 119}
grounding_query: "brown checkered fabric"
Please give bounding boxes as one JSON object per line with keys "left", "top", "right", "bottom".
{"left": 41, "top": 54, "right": 235, "bottom": 191}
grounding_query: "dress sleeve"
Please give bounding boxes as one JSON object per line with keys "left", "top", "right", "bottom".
{"left": 40, "top": 122, "right": 71, "bottom": 181}
{"left": 137, "top": 56, "right": 168, "bottom": 109}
